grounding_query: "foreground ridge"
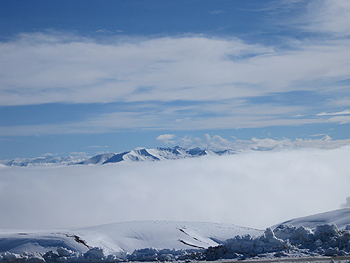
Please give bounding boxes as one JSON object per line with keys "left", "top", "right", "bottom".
{"left": 2, "top": 221, "right": 350, "bottom": 262}
{"left": 2, "top": 209, "right": 350, "bottom": 262}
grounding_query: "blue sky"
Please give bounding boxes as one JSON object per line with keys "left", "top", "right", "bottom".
{"left": 1, "top": 0, "right": 350, "bottom": 159}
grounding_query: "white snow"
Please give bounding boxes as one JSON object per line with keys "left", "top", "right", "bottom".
{"left": 3, "top": 209, "right": 350, "bottom": 262}
{"left": 273, "top": 209, "right": 350, "bottom": 230}
{"left": 76, "top": 221, "right": 262, "bottom": 253}
{"left": 0, "top": 221, "right": 262, "bottom": 261}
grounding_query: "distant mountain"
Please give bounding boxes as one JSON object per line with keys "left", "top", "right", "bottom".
{"left": 1, "top": 155, "right": 89, "bottom": 167}
{"left": 1, "top": 146, "right": 236, "bottom": 167}
{"left": 77, "top": 153, "right": 115, "bottom": 165}
{"left": 87, "top": 146, "right": 236, "bottom": 165}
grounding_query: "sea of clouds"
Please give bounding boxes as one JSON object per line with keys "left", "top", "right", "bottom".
{"left": 0, "top": 146, "right": 350, "bottom": 230}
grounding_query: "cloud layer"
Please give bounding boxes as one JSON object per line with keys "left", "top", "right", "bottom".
{"left": 1, "top": 146, "right": 350, "bottom": 230}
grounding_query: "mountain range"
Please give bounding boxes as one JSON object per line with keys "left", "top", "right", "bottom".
{"left": 1, "top": 146, "right": 236, "bottom": 167}
{"left": 78, "top": 146, "right": 236, "bottom": 165}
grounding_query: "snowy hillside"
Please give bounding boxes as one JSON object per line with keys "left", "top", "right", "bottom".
{"left": 3, "top": 209, "right": 350, "bottom": 262}
{"left": 273, "top": 208, "right": 350, "bottom": 230}
{"left": 0, "top": 221, "right": 262, "bottom": 257}
{"left": 207, "top": 208, "right": 350, "bottom": 261}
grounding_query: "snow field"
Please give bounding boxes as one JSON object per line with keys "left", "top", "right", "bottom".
{"left": 3, "top": 219, "right": 350, "bottom": 262}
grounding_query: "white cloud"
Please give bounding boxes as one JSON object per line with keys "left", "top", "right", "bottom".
{"left": 326, "top": 115, "right": 350, "bottom": 124}
{"left": 317, "top": 109, "right": 350, "bottom": 116}
{"left": 42, "top": 153, "right": 59, "bottom": 156}
{"left": 180, "top": 134, "right": 233, "bottom": 151}
{"left": 208, "top": 10, "right": 224, "bottom": 15}
{"left": 316, "top": 109, "right": 350, "bottom": 124}
{"left": 179, "top": 134, "right": 350, "bottom": 151}
{"left": 1, "top": 147, "right": 350, "bottom": 229}
{"left": 328, "top": 97, "right": 350, "bottom": 107}
{"left": 1, "top": 1, "right": 350, "bottom": 134}
{"left": 95, "top": 29, "right": 113, "bottom": 34}
{"left": 156, "top": 134, "right": 176, "bottom": 145}
{"left": 70, "top": 151, "right": 88, "bottom": 156}
{"left": 1, "top": 32, "right": 349, "bottom": 107}
{"left": 0, "top": 112, "right": 326, "bottom": 136}
{"left": 309, "top": 133, "right": 327, "bottom": 137}
{"left": 304, "top": 0, "right": 350, "bottom": 35}
{"left": 341, "top": 196, "right": 350, "bottom": 208}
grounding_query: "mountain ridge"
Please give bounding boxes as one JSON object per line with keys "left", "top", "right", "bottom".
{"left": 1, "top": 146, "right": 236, "bottom": 167}
{"left": 80, "top": 146, "right": 236, "bottom": 165}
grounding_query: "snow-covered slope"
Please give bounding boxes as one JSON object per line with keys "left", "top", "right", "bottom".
{"left": 0, "top": 221, "right": 262, "bottom": 255}
{"left": 207, "top": 208, "right": 350, "bottom": 261}
{"left": 76, "top": 153, "right": 115, "bottom": 165}
{"left": 4, "top": 209, "right": 350, "bottom": 261}
{"left": 273, "top": 208, "right": 350, "bottom": 230}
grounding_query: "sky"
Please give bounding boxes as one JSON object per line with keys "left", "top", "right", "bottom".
{"left": 1, "top": 0, "right": 350, "bottom": 159}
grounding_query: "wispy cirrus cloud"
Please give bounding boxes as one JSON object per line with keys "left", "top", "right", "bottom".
{"left": 326, "top": 116, "right": 350, "bottom": 124}
{"left": 0, "top": 0, "right": 349, "bottom": 137}
{"left": 302, "top": 0, "right": 350, "bottom": 36}
{"left": 0, "top": 103, "right": 326, "bottom": 136}
{"left": 208, "top": 10, "right": 224, "bottom": 15}
{"left": 264, "top": 0, "right": 350, "bottom": 36}
{"left": 316, "top": 109, "right": 350, "bottom": 124}
{"left": 70, "top": 151, "right": 88, "bottom": 156}
{"left": 42, "top": 152, "right": 59, "bottom": 156}
{"left": 317, "top": 109, "right": 350, "bottom": 116}
{"left": 1, "top": 31, "right": 349, "bottom": 106}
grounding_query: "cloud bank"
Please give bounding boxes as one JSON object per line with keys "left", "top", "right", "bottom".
{"left": 156, "top": 134, "right": 176, "bottom": 145}
{"left": 0, "top": 146, "right": 349, "bottom": 230}
{"left": 177, "top": 134, "right": 350, "bottom": 151}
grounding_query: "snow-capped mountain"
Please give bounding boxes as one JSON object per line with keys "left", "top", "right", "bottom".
{"left": 1, "top": 155, "right": 89, "bottom": 167}
{"left": 76, "top": 152, "right": 115, "bottom": 165}
{"left": 78, "top": 146, "right": 236, "bottom": 165}
{"left": 1, "top": 146, "right": 236, "bottom": 167}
